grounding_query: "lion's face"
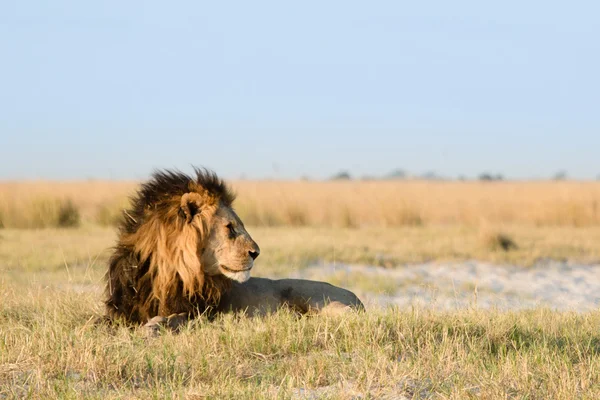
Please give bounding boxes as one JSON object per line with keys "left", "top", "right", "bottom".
{"left": 199, "top": 205, "right": 260, "bottom": 283}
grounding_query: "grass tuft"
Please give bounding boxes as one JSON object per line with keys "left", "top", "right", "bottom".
{"left": 57, "top": 199, "right": 81, "bottom": 228}
{"left": 95, "top": 198, "right": 130, "bottom": 227}
{"left": 0, "top": 197, "right": 81, "bottom": 229}
{"left": 480, "top": 230, "right": 518, "bottom": 252}
{"left": 381, "top": 203, "right": 424, "bottom": 227}
{"left": 336, "top": 206, "right": 358, "bottom": 228}
{"left": 236, "top": 201, "right": 284, "bottom": 227}
{"left": 282, "top": 205, "right": 308, "bottom": 226}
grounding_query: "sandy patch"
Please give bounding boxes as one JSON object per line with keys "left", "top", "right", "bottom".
{"left": 292, "top": 260, "right": 600, "bottom": 312}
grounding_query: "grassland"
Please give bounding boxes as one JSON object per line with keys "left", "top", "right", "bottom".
{"left": 2, "top": 180, "right": 600, "bottom": 229}
{"left": 2, "top": 180, "right": 600, "bottom": 398}
{"left": 3, "top": 291, "right": 599, "bottom": 399}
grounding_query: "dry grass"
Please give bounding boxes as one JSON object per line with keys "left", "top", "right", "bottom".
{"left": 233, "top": 180, "right": 600, "bottom": 227}
{"left": 2, "top": 180, "right": 600, "bottom": 228}
{"left": 479, "top": 229, "right": 519, "bottom": 252}
{"left": 2, "top": 224, "right": 600, "bottom": 283}
{"left": 0, "top": 197, "right": 81, "bottom": 229}
{"left": 3, "top": 180, "right": 600, "bottom": 398}
{"left": 1, "top": 279, "right": 599, "bottom": 399}
{"left": 0, "top": 181, "right": 134, "bottom": 229}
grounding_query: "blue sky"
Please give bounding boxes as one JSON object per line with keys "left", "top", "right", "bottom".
{"left": 1, "top": 1, "right": 599, "bottom": 180}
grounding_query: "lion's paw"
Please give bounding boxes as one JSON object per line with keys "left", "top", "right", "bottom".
{"left": 142, "top": 313, "right": 190, "bottom": 336}
{"left": 142, "top": 316, "right": 167, "bottom": 337}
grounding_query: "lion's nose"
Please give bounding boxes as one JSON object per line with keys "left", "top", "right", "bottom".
{"left": 249, "top": 250, "right": 260, "bottom": 260}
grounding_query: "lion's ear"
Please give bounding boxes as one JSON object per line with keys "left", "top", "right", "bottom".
{"left": 179, "top": 192, "right": 204, "bottom": 223}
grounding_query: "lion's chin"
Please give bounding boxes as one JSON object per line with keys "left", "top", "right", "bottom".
{"left": 219, "top": 265, "right": 252, "bottom": 283}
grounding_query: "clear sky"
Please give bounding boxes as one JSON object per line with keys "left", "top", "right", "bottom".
{"left": 1, "top": 1, "right": 599, "bottom": 180}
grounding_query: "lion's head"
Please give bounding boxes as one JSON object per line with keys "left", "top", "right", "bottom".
{"left": 113, "top": 168, "right": 259, "bottom": 313}
{"left": 199, "top": 203, "right": 260, "bottom": 283}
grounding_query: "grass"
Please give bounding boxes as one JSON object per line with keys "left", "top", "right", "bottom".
{"left": 0, "top": 180, "right": 134, "bottom": 229}
{"left": 232, "top": 180, "right": 600, "bottom": 228}
{"left": 3, "top": 225, "right": 600, "bottom": 278}
{"left": 0, "top": 197, "right": 81, "bottom": 229}
{"left": 2, "top": 180, "right": 600, "bottom": 228}
{"left": 479, "top": 229, "right": 519, "bottom": 252}
{"left": 1, "top": 283, "right": 599, "bottom": 399}
{"left": 2, "top": 180, "right": 600, "bottom": 397}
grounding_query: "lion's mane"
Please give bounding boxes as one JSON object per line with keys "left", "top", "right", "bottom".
{"left": 105, "top": 168, "right": 236, "bottom": 324}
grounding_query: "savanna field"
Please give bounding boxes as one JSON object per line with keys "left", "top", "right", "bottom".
{"left": 2, "top": 180, "right": 600, "bottom": 398}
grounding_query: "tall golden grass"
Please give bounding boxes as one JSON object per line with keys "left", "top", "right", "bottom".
{"left": 0, "top": 181, "right": 134, "bottom": 228}
{"left": 1, "top": 180, "right": 600, "bottom": 228}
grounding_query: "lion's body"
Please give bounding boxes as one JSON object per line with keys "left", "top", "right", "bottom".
{"left": 105, "top": 167, "right": 363, "bottom": 327}
{"left": 216, "top": 277, "right": 364, "bottom": 316}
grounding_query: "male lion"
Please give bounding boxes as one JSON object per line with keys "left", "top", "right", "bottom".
{"left": 105, "top": 168, "right": 363, "bottom": 329}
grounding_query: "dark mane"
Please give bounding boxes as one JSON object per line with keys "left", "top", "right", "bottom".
{"left": 121, "top": 167, "right": 236, "bottom": 234}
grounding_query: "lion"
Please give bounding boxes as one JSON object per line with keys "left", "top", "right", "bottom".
{"left": 105, "top": 167, "right": 363, "bottom": 329}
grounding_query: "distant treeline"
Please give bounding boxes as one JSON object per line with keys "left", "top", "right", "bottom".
{"left": 329, "top": 169, "right": 595, "bottom": 182}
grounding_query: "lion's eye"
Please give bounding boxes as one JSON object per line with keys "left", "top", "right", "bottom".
{"left": 226, "top": 223, "right": 236, "bottom": 237}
